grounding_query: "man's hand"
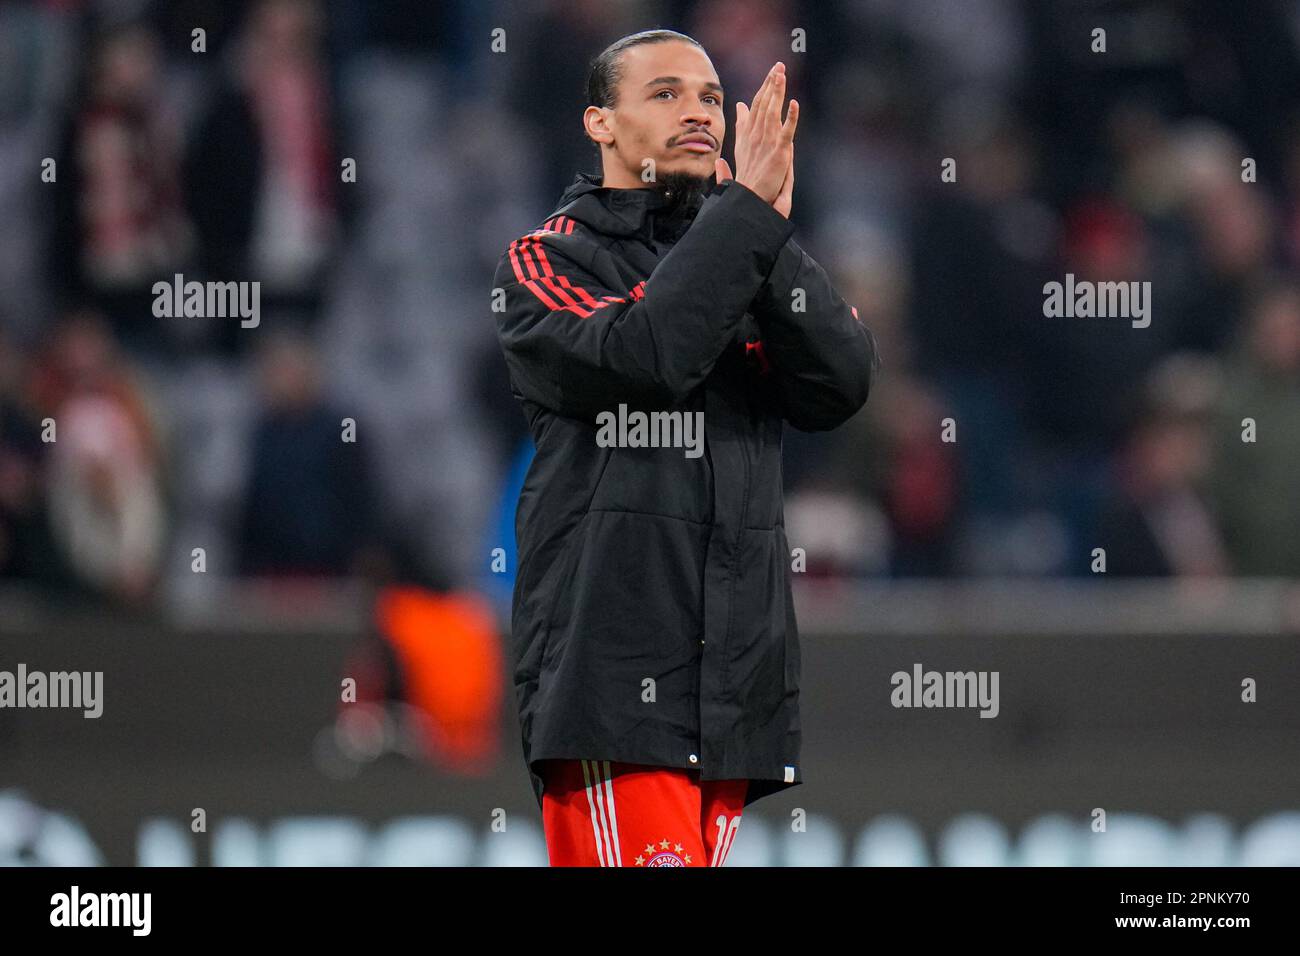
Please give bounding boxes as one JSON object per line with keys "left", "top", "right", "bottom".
{"left": 773, "top": 140, "right": 794, "bottom": 219}
{"left": 722, "top": 141, "right": 794, "bottom": 219}
{"left": 714, "top": 61, "right": 799, "bottom": 216}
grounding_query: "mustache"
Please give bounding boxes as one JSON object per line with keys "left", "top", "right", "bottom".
{"left": 670, "top": 130, "right": 717, "bottom": 148}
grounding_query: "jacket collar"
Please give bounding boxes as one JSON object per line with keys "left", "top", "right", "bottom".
{"left": 550, "top": 171, "right": 709, "bottom": 243}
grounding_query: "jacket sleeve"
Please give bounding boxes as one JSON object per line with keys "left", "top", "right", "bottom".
{"left": 748, "top": 234, "right": 881, "bottom": 431}
{"left": 494, "top": 182, "right": 795, "bottom": 421}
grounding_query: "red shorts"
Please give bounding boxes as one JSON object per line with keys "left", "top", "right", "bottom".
{"left": 539, "top": 759, "right": 748, "bottom": 867}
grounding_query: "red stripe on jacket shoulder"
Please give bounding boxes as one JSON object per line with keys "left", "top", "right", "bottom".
{"left": 506, "top": 230, "right": 648, "bottom": 320}
{"left": 530, "top": 215, "right": 577, "bottom": 238}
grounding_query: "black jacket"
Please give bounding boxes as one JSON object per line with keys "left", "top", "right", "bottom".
{"left": 493, "top": 171, "right": 880, "bottom": 810}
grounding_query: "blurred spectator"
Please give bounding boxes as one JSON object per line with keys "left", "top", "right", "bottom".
{"left": 1033, "top": 194, "right": 1164, "bottom": 447}
{"left": 1206, "top": 277, "right": 1300, "bottom": 575}
{"left": 1095, "top": 354, "right": 1228, "bottom": 577}
{"left": 32, "top": 312, "right": 167, "bottom": 604}
{"left": 910, "top": 107, "right": 1051, "bottom": 525}
{"left": 237, "top": 330, "right": 377, "bottom": 576}
{"left": 1175, "top": 124, "right": 1277, "bottom": 355}
{"left": 48, "top": 19, "right": 191, "bottom": 353}
{"left": 185, "top": 0, "right": 341, "bottom": 348}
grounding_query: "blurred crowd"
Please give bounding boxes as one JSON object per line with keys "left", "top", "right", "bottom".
{"left": 1, "top": 0, "right": 1298, "bottom": 613}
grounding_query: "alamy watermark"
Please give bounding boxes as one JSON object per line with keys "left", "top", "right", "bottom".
{"left": 891, "top": 663, "right": 999, "bottom": 718}
{"left": 0, "top": 664, "right": 103, "bottom": 718}
{"left": 152, "top": 273, "right": 260, "bottom": 328}
{"left": 595, "top": 403, "right": 704, "bottom": 459}
{"left": 1043, "top": 273, "right": 1151, "bottom": 328}
{"left": 50, "top": 886, "right": 150, "bottom": 936}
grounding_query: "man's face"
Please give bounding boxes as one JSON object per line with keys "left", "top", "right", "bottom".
{"left": 588, "top": 41, "right": 725, "bottom": 188}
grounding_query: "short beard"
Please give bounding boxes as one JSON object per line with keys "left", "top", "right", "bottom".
{"left": 653, "top": 170, "right": 710, "bottom": 223}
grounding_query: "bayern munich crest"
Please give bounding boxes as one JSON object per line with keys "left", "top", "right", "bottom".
{"left": 636, "top": 839, "right": 691, "bottom": 866}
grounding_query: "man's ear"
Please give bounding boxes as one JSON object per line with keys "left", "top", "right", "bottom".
{"left": 584, "top": 105, "right": 614, "bottom": 147}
